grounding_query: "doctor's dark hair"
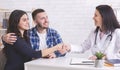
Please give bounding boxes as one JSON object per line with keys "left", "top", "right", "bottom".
{"left": 95, "top": 5, "right": 120, "bottom": 33}
{"left": 7, "top": 10, "right": 29, "bottom": 41}
{"left": 32, "top": 9, "right": 45, "bottom": 20}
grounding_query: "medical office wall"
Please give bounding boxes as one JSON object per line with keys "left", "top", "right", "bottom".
{"left": 0, "top": 0, "right": 120, "bottom": 46}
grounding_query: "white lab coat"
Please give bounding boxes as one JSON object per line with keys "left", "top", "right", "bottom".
{"left": 71, "top": 28, "right": 120, "bottom": 59}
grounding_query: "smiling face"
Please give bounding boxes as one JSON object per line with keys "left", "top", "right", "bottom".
{"left": 18, "top": 14, "right": 29, "bottom": 31}
{"left": 35, "top": 12, "right": 49, "bottom": 29}
{"left": 93, "top": 9, "right": 103, "bottom": 28}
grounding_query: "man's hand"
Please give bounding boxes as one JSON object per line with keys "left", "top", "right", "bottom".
{"left": 2, "top": 33, "right": 17, "bottom": 45}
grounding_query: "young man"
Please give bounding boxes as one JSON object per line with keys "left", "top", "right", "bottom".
{"left": 2, "top": 9, "right": 70, "bottom": 58}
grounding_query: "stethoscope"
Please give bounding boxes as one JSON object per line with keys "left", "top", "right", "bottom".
{"left": 92, "top": 27, "right": 113, "bottom": 54}
{"left": 94, "top": 30, "right": 112, "bottom": 45}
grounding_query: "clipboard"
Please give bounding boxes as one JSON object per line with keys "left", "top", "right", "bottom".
{"left": 70, "top": 58, "right": 95, "bottom": 65}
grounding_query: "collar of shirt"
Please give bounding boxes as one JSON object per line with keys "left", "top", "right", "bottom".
{"left": 29, "top": 26, "right": 62, "bottom": 51}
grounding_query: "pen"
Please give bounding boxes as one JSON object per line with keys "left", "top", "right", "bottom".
{"left": 82, "top": 61, "right": 94, "bottom": 63}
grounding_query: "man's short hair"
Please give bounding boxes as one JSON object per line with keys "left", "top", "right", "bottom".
{"left": 32, "top": 9, "right": 45, "bottom": 20}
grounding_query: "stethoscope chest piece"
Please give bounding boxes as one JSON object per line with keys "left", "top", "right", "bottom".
{"left": 92, "top": 29, "right": 112, "bottom": 55}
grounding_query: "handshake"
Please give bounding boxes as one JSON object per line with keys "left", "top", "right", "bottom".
{"left": 2, "top": 33, "right": 71, "bottom": 59}
{"left": 57, "top": 43, "right": 71, "bottom": 54}
{"left": 47, "top": 43, "right": 71, "bottom": 59}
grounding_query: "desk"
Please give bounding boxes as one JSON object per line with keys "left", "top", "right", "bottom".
{"left": 25, "top": 54, "right": 120, "bottom": 70}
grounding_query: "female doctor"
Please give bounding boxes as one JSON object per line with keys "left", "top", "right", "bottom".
{"left": 71, "top": 5, "right": 120, "bottom": 60}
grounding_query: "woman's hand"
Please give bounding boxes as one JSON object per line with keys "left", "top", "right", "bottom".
{"left": 48, "top": 53, "right": 56, "bottom": 59}
{"left": 56, "top": 43, "right": 71, "bottom": 55}
{"left": 56, "top": 43, "right": 64, "bottom": 51}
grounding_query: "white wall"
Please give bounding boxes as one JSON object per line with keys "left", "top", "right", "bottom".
{"left": 0, "top": 0, "right": 120, "bottom": 46}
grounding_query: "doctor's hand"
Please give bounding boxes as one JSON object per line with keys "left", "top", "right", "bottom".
{"left": 2, "top": 33, "right": 17, "bottom": 45}
{"left": 58, "top": 44, "right": 71, "bottom": 55}
{"left": 89, "top": 56, "right": 97, "bottom": 60}
{"left": 89, "top": 55, "right": 106, "bottom": 60}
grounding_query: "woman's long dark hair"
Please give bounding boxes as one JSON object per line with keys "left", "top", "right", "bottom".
{"left": 7, "top": 10, "right": 29, "bottom": 42}
{"left": 95, "top": 5, "right": 120, "bottom": 33}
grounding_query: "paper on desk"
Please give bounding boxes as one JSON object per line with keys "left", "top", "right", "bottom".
{"left": 70, "top": 58, "right": 95, "bottom": 65}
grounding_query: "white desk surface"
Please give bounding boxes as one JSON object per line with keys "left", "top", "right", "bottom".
{"left": 25, "top": 54, "right": 120, "bottom": 70}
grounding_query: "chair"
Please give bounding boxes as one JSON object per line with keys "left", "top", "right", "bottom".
{"left": 0, "top": 47, "right": 6, "bottom": 70}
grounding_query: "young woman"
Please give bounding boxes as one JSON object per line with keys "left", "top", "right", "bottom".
{"left": 3, "top": 10, "right": 63, "bottom": 70}
{"left": 71, "top": 5, "right": 120, "bottom": 60}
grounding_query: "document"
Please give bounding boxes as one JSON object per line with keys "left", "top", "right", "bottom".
{"left": 70, "top": 58, "right": 95, "bottom": 65}
{"left": 105, "top": 59, "right": 120, "bottom": 67}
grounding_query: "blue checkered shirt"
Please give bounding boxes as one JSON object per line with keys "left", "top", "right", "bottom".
{"left": 28, "top": 26, "right": 65, "bottom": 57}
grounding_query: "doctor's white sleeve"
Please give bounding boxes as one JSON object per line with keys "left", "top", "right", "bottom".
{"left": 114, "top": 29, "right": 120, "bottom": 59}
{"left": 70, "top": 30, "right": 94, "bottom": 53}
